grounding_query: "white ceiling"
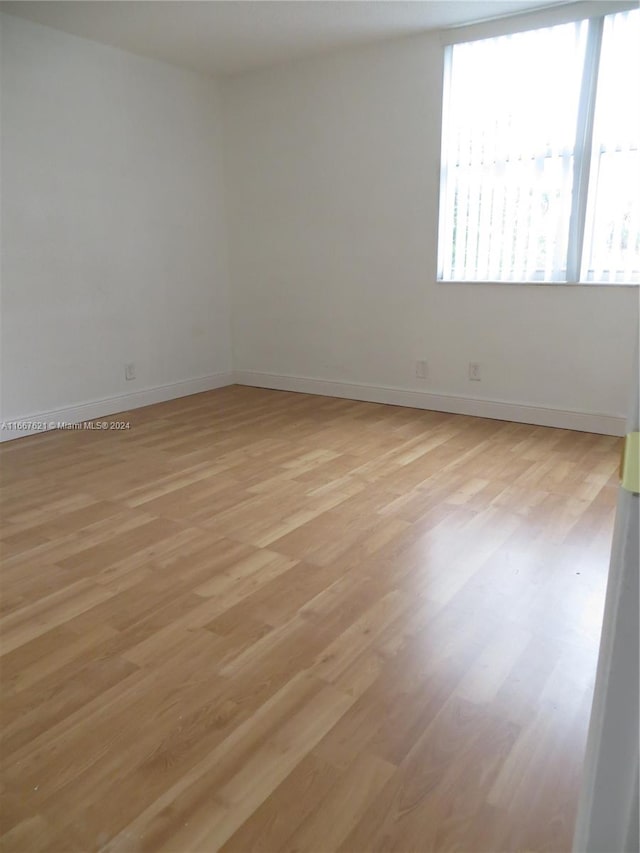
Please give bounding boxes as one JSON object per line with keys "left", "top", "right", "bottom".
{"left": 0, "top": 0, "right": 572, "bottom": 76}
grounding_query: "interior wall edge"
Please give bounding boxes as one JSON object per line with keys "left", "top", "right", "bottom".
{"left": 0, "top": 372, "right": 235, "bottom": 442}
{"left": 233, "top": 370, "right": 626, "bottom": 436}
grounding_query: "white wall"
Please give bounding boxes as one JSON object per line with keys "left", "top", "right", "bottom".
{"left": 2, "top": 11, "right": 637, "bottom": 436}
{"left": 223, "top": 30, "right": 638, "bottom": 433}
{"left": 0, "top": 13, "right": 232, "bottom": 426}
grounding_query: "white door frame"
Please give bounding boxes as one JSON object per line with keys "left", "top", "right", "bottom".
{"left": 573, "top": 339, "right": 639, "bottom": 853}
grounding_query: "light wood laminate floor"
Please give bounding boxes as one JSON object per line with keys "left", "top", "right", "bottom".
{"left": 0, "top": 386, "right": 621, "bottom": 853}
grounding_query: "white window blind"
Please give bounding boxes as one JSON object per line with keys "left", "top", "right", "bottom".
{"left": 581, "top": 10, "right": 640, "bottom": 284}
{"left": 438, "top": 9, "right": 640, "bottom": 285}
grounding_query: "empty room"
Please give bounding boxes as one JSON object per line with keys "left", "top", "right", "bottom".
{"left": 0, "top": 1, "right": 638, "bottom": 851}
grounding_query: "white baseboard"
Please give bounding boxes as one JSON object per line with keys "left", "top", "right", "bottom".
{"left": 233, "top": 370, "right": 626, "bottom": 436}
{"left": 1, "top": 369, "right": 625, "bottom": 442}
{"left": 0, "top": 372, "right": 234, "bottom": 441}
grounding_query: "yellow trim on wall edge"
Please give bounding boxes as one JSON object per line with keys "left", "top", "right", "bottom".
{"left": 621, "top": 431, "right": 640, "bottom": 494}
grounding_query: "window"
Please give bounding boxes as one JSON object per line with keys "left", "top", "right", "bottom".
{"left": 437, "top": 9, "right": 640, "bottom": 284}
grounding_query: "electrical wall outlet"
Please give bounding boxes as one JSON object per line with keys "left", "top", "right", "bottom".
{"left": 468, "top": 362, "right": 481, "bottom": 381}
{"left": 415, "top": 360, "right": 428, "bottom": 380}
{"left": 124, "top": 363, "right": 136, "bottom": 381}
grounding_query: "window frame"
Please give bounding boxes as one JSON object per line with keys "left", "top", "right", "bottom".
{"left": 436, "top": 0, "right": 639, "bottom": 287}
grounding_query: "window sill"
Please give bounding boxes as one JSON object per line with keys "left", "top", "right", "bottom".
{"left": 438, "top": 279, "right": 640, "bottom": 287}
